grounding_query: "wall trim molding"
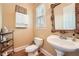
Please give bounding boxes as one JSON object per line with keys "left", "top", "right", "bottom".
{"left": 14, "top": 44, "right": 29, "bottom": 52}
{"left": 40, "top": 48, "right": 53, "bottom": 56}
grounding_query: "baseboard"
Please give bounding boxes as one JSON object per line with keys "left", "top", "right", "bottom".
{"left": 40, "top": 48, "right": 53, "bottom": 56}
{"left": 14, "top": 44, "right": 29, "bottom": 52}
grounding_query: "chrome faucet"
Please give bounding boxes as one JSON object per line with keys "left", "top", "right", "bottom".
{"left": 60, "top": 35, "right": 67, "bottom": 40}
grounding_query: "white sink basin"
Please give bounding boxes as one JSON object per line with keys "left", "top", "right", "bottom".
{"left": 47, "top": 35, "right": 79, "bottom": 56}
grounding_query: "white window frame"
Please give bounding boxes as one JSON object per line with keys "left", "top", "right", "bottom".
{"left": 36, "top": 4, "right": 46, "bottom": 29}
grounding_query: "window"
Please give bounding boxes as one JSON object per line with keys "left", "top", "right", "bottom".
{"left": 36, "top": 4, "right": 46, "bottom": 28}
{"left": 16, "top": 12, "right": 29, "bottom": 28}
{"left": 15, "top": 5, "right": 28, "bottom": 28}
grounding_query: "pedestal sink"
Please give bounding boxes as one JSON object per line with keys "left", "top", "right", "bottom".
{"left": 47, "top": 35, "right": 79, "bottom": 56}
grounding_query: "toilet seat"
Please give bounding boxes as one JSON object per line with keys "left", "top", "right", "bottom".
{"left": 25, "top": 44, "right": 38, "bottom": 52}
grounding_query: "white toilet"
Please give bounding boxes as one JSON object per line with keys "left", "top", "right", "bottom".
{"left": 25, "top": 37, "right": 43, "bottom": 56}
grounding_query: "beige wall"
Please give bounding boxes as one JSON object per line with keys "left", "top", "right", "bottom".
{"left": 2, "top": 3, "right": 35, "bottom": 48}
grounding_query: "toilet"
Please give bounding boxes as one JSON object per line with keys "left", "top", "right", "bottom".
{"left": 25, "top": 37, "right": 43, "bottom": 56}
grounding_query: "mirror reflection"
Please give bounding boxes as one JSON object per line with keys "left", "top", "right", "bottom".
{"left": 54, "top": 4, "right": 76, "bottom": 30}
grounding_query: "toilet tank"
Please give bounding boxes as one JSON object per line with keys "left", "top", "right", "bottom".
{"left": 34, "top": 37, "right": 43, "bottom": 47}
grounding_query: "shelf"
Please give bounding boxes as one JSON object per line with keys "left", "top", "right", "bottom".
{"left": 0, "top": 38, "right": 13, "bottom": 44}
{"left": 1, "top": 44, "right": 14, "bottom": 53}
{"left": 0, "top": 31, "right": 13, "bottom": 35}
{"left": 7, "top": 51, "right": 14, "bottom": 56}
{"left": 7, "top": 52, "right": 13, "bottom": 56}
{"left": 0, "top": 30, "right": 14, "bottom": 56}
{"left": 1, "top": 50, "right": 14, "bottom": 56}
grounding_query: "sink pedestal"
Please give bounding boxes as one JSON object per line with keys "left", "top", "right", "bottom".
{"left": 55, "top": 49, "right": 64, "bottom": 56}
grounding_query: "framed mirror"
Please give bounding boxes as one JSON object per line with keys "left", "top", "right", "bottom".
{"left": 51, "top": 3, "right": 76, "bottom": 32}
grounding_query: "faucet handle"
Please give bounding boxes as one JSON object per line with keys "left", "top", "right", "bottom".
{"left": 73, "top": 33, "right": 75, "bottom": 36}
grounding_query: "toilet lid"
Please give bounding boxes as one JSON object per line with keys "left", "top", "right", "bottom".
{"left": 25, "top": 44, "right": 38, "bottom": 52}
